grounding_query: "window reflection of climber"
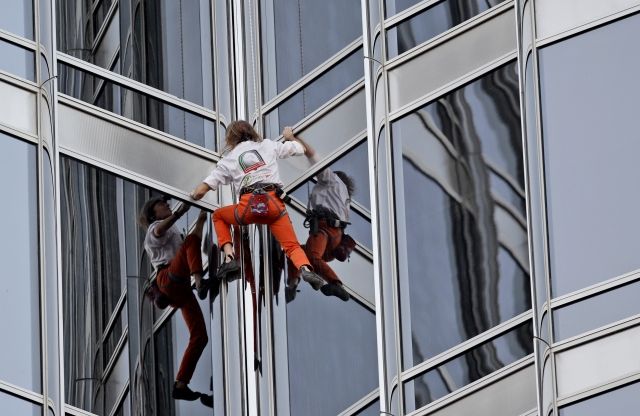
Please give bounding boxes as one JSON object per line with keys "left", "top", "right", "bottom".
{"left": 138, "top": 197, "right": 213, "bottom": 408}
{"left": 286, "top": 131, "right": 355, "bottom": 302}
{"left": 190, "top": 120, "right": 326, "bottom": 292}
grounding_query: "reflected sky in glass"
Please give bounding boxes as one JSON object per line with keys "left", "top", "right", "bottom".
{"left": 260, "top": 0, "right": 361, "bottom": 100}
{"left": 539, "top": 13, "right": 640, "bottom": 297}
{"left": 0, "top": 0, "right": 33, "bottom": 39}
{"left": 0, "top": 391, "right": 40, "bottom": 416}
{"left": 560, "top": 382, "right": 640, "bottom": 416}
{"left": 0, "top": 39, "right": 35, "bottom": 81}
{"left": 387, "top": 0, "right": 503, "bottom": 58}
{"left": 0, "top": 133, "right": 41, "bottom": 392}
{"left": 554, "top": 280, "right": 640, "bottom": 341}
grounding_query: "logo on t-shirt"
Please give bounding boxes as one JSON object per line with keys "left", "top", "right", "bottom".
{"left": 238, "top": 150, "right": 266, "bottom": 173}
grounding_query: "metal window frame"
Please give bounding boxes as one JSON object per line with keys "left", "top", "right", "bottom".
{"left": 384, "top": 0, "right": 514, "bottom": 67}
{"left": 57, "top": 53, "right": 223, "bottom": 124}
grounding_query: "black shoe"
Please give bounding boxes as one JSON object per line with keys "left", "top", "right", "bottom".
{"left": 197, "top": 279, "right": 211, "bottom": 300}
{"left": 217, "top": 258, "right": 240, "bottom": 281}
{"left": 300, "top": 268, "right": 325, "bottom": 290}
{"left": 200, "top": 393, "right": 213, "bottom": 408}
{"left": 285, "top": 278, "right": 299, "bottom": 303}
{"left": 285, "top": 286, "right": 298, "bottom": 303}
{"left": 172, "top": 383, "right": 201, "bottom": 401}
{"left": 321, "top": 282, "right": 350, "bottom": 301}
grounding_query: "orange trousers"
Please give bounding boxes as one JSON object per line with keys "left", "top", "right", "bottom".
{"left": 289, "top": 222, "right": 343, "bottom": 285}
{"left": 213, "top": 191, "right": 310, "bottom": 270}
{"left": 157, "top": 234, "right": 208, "bottom": 384}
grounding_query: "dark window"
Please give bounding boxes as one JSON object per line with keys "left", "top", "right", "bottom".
{"left": 538, "top": 13, "right": 640, "bottom": 297}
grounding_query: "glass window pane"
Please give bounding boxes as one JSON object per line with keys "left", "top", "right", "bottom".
{"left": 57, "top": 0, "right": 215, "bottom": 107}
{"left": 275, "top": 266, "right": 378, "bottom": 416}
{"left": 260, "top": 0, "right": 362, "bottom": 100}
{"left": 155, "top": 300, "right": 213, "bottom": 416}
{"left": 0, "top": 133, "right": 41, "bottom": 392}
{"left": 554, "top": 280, "right": 640, "bottom": 341}
{"left": 0, "top": 39, "right": 35, "bottom": 81}
{"left": 404, "top": 322, "right": 533, "bottom": 412}
{"left": 356, "top": 399, "right": 380, "bottom": 416}
{"left": 0, "top": 0, "right": 33, "bottom": 39}
{"left": 0, "top": 391, "right": 40, "bottom": 416}
{"left": 559, "top": 382, "right": 640, "bottom": 416}
{"left": 387, "top": 0, "right": 503, "bottom": 58}
{"left": 538, "top": 13, "right": 640, "bottom": 297}
{"left": 58, "top": 63, "right": 216, "bottom": 150}
{"left": 391, "top": 63, "right": 530, "bottom": 368}
{"left": 263, "top": 48, "right": 364, "bottom": 139}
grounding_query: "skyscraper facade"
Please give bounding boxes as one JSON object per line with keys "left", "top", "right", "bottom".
{"left": 0, "top": 1, "right": 638, "bottom": 415}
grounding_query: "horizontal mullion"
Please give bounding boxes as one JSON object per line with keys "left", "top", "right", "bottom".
{"left": 57, "top": 52, "right": 218, "bottom": 121}
{"left": 385, "top": 0, "right": 514, "bottom": 69}
{"left": 550, "top": 269, "right": 640, "bottom": 310}
{"left": 552, "top": 314, "right": 640, "bottom": 354}
{"left": 0, "top": 29, "right": 37, "bottom": 50}
{"left": 58, "top": 94, "right": 221, "bottom": 161}
{"left": 101, "top": 290, "right": 126, "bottom": 342}
{"left": 401, "top": 310, "right": 532, "bottom": 381}
{"left": 284, "top": 131, "right": 367, "bottom": 193}
{"left": 0, "top": 380, "right": 44, "bottom": 405}
{"left": 338, "top": 388, "right": 379, "bottom": 416}
{"left": 384, "top": 0, "right": 444, "bottom": 28}
{"left": 0, "top": 123, "right": 39, "bottom": 144}
{"left": 556, "top": 371, "right": 640, "bottom": 409}
{"left": 536, "top": 4, "right": 640, "bottom": 48}
{"left": 387, "top": 52, "right": 515, "bottom": 123}
{"left": 407, "top": 354, "right": 533, "bottom": 416}
{"left": 261, "top": 38, "right": 363, "bottom": 113}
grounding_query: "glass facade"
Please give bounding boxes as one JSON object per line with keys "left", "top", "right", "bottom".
{"left": 2, "top": 1, "right": 640, "bottom": 415}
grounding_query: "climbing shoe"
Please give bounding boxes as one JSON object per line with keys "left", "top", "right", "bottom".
{"left": 196, "top": 279, "right": 210, "bottom": 300}
{"left": 300, "top": 267, "right": 325, "bottom": 291}
{"left": 172, "top": 383, "right": 201, "bottom": 401}
{"left": 200, "top": 393, "right": 213, "bottom": 408}
{"left": 217, "top": 257, "right": 240, "bottom": 281}
{"left": 284, "top": 278, "right": 300, "bottom": 303}
{"left": 321, "top": 282, "right": 350, "bottom": 301}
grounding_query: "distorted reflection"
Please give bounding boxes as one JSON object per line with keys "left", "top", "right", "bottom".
{"left": 272, "top": 242, "right": 378, "bottom": 415}
{"left": 404, "top": 322, "right": 533, "bottom": 411}
{"left": 60, "top": 158, "right": 218, "bottom": 415}
{"left": 263, "top": 48, "right": 364, "bottom": 139}
{"left": 279, "top": 133, "right": 359, "bottom": 302}
{"left": 290, "top": 140, "right": 372, "bottom": 248}
{"left": 387, "top": 0, "right": 503, "bottom": 58}
{"left": 57, "top": 63, "right": 216, "bottom": 150}
{"left": 260, "top": 0, "right": 362, "bottom": 100}
{"left": 56, "top": 0, "right": 214, "bottom": 108}
{"left": 391, "top": 62, "right": 530, "bottom": 368}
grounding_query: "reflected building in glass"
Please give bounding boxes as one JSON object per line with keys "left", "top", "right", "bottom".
{"left": 1, "top": 1, "right": 640, "bottom": 415}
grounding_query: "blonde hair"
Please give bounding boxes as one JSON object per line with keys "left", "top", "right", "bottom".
{"left": 225, "top": 120, "right": 262, "bottom": 149}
